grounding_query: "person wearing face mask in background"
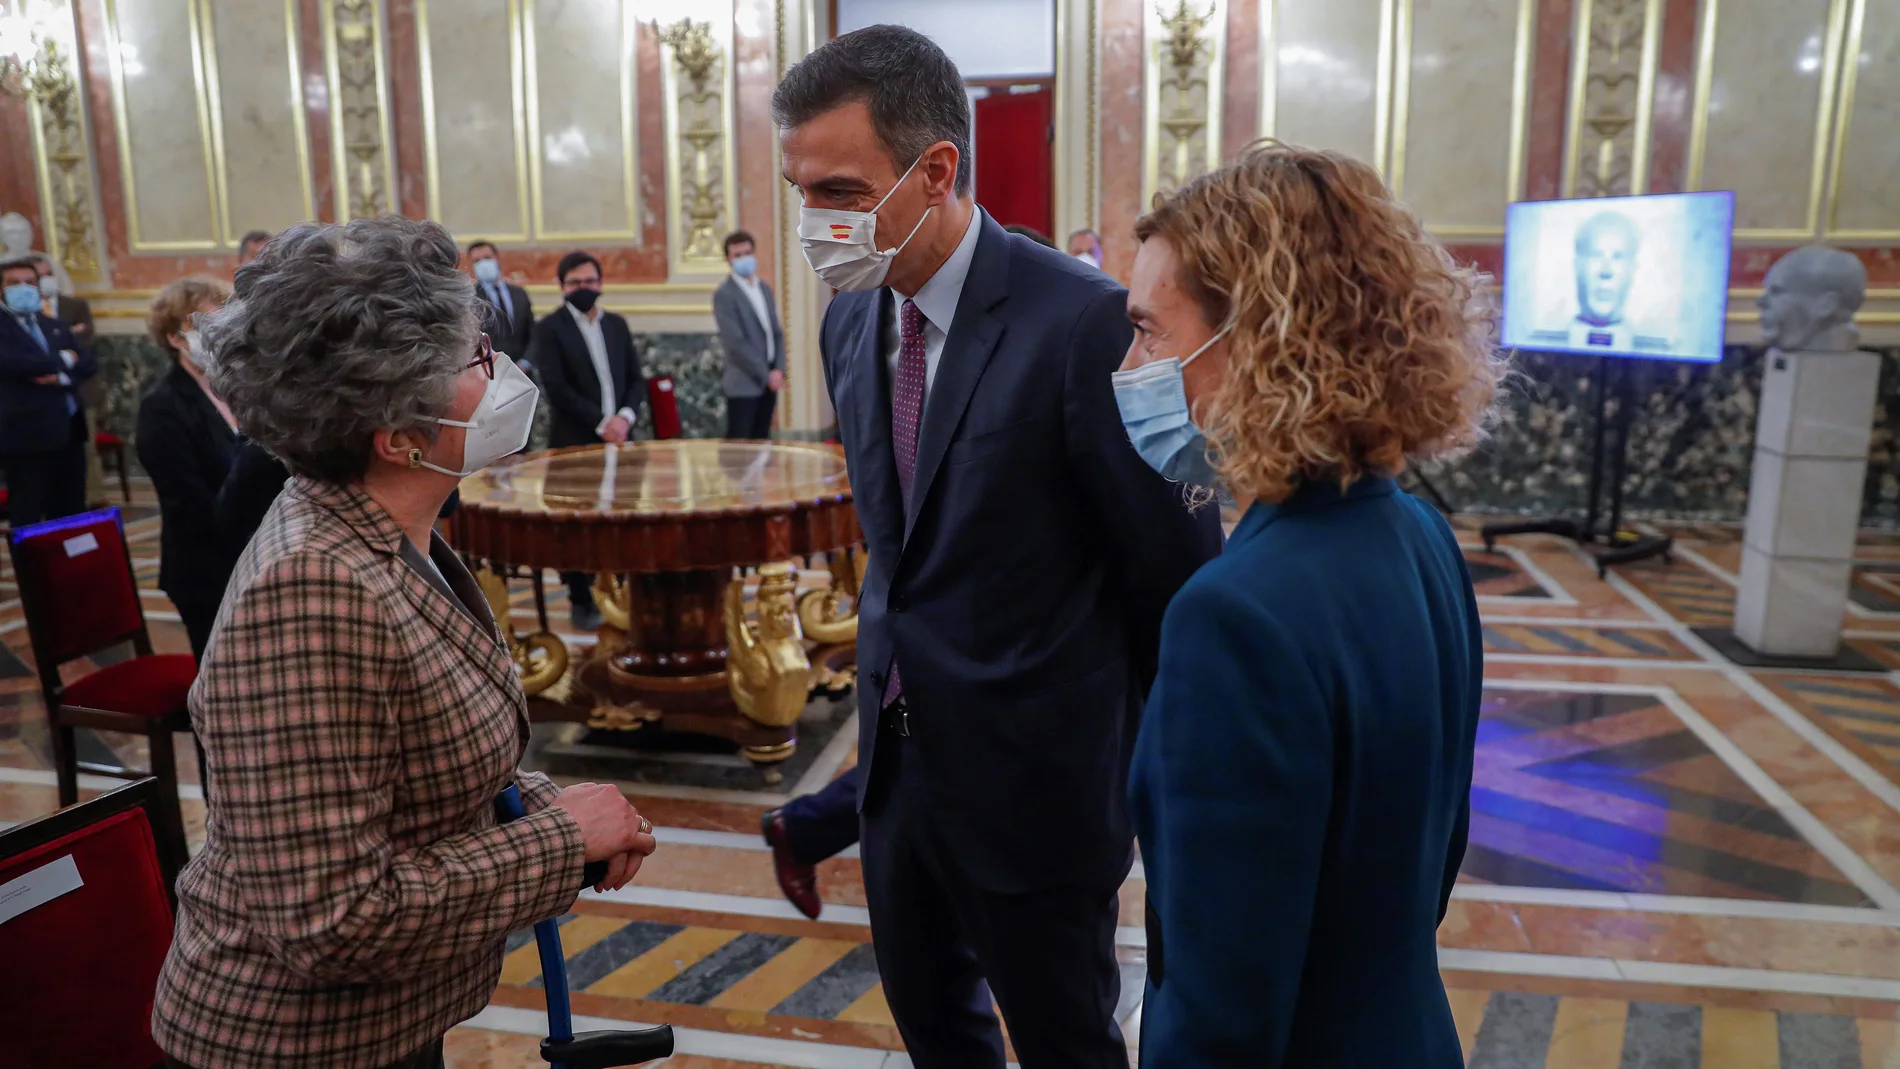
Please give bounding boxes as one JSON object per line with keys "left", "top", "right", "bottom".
{"left": 527, "top": 249, "right": 645, "bottom": 632}
{"left": 0, "top": 256, "right": 95, "bottom": 528}
{"left": 136, "top": 276, "right": 243, "bottom": 663}
{"left": 1120, "top": 142, "right": 1501, "bottom": 1069}
{"left": 714, "top": 230, "right": 786, "bottom": 440}
{"left": 779, "top": 26, "right": 1220, "bottom": 1068}
{"left": 151, "top": 217, "right": 660, "bottom": 1069}
{"left": 1066, "top": 228, "right": 1104, "bottom": 270}
{"left": 466, "top": 239, "right": 535, "bottom": 367}
{"left": 28, "top": 254, "right": 107, "bottom": 508}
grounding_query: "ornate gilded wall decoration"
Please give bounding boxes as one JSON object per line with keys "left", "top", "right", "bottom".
{"left": 1143, "top": 0, "right": 1226, "bottom": 206}
{"left": 324, "top": 0, "right": 393, "bottom": 219}
{"left": 660, "top": 15, "right": 737, "bottom": 274}
{"left": 1, "top": 27, "right": 100, "bottom": 281}
{"left": 1564, "top": 0, "right": 1663, "bottom": 199}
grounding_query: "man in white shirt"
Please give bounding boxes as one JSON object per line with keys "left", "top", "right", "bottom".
{"left": 712, "top": 230, "right": 787, "bottom": 439}
{"left": 525, "top": 250, "right": 646, "bottom": 630}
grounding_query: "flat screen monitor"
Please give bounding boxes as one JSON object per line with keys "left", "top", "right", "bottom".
{"left": 1501, "top": 190, "right": 1735, "bottom": 363}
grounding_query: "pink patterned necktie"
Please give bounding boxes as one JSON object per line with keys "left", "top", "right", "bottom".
{"left": 885, "top": 298, "right": 927, "bottom": 707}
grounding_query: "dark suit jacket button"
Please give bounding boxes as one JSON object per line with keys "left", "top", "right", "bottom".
{"left": 889, "top": 593, "right": 908, "bottom": 613}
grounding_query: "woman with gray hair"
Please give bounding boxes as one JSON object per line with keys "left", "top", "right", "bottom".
{"left": 150, "top": 216, "right": 659, "bottom": 1069}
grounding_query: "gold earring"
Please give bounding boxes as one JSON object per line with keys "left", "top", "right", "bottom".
{"left": 407, "top": 448, "right": 423, "bottom": 468}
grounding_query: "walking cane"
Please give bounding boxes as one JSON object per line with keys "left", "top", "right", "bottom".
{"left": 494, "top": 785, "right": 675, "bottom": 1068}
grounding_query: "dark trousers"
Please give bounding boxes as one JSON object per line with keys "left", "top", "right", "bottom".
{"left": 861, "top": 726, "right": 1127, "bottom": 1069}
{"left": 168, "top": 1037, "right": 443, "bottom": 1069}
{"left": 2, "top": 430, "right": 87, "bottom": 529}
{"left": 564, "top": 571, "right": 596, "bottom": 613}
{"left": 725, "top": 392, "right": 777, "bottom": 440}
{"left": 781, "top": 763, "right": 863, "bottom": 865}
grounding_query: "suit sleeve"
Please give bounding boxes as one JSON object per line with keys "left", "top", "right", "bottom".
{"left": 1062, "top": 287, "right": 1223, "bottom": 690}
{"left": 1139, "top": 586, "right": 1330, "bottom": 1068}
{"left": 195, "top": 552, "right": 586, "bottom": 983}
{"left": 713, "top": 288, "right": 763, "bottom": 391}
{"left": 528, "top": 317, "right": 598, "bottom": 433}
{"left": 71, "top": 298, "right": 95, "bottom": 341}
{"left": 0, "top": 331, "right": 65, "bottom": 379}
{"left": 214, "top": 441, "right": 291, "bottom": 557}
{"left": 616, "top": 317, "right": 645, "bottom": 417}
{"left": 769, "top": 285, "right": 786, "bottom": 372}
{"left": 516, "top": 769, "right": 562, "bottom": 813}
{"left": 138, "top": 393, "right": 225, "bottom": 543}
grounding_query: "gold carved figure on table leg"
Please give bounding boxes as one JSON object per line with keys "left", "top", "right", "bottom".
{"left": 725, "top": 561, "right": 812, "bottom": 730}
{"left": 475, "top": 567, "right": 569, "bottom": 696}
{"left": 797, "top": 547, "right": 865, "bottom": 645}
{"left": 593, "top": 573, "right": 631, "bottom": 635}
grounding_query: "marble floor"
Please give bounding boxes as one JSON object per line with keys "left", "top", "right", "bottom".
{"left": 11, "top": 491, "right": 1900, "bottom": 1066}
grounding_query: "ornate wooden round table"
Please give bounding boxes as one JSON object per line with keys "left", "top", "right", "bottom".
{"left": 446, "top": 441, "right": 863, "bottom": 774}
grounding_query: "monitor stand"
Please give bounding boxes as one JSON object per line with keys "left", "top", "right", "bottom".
{"left": 1480, "top": 353, "right": 1673, "bottom": 579}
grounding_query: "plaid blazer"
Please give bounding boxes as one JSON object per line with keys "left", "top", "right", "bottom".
{"left": 152, "top": 477, "right": 585, "bottom": 1069}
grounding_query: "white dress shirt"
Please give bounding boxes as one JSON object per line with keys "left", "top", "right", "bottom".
{"left": 734, "top": 273, "right": 776, "bottom": 367}
{"left": 567, "top": 302, "right": 635, "bottom": 435}
{"left": 883, "top": 205, "right": 984, "bottom": 409}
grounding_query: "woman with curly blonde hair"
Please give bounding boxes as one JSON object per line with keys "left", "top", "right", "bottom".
{"left": 1122, "top": 141, "right": 1502, "bottom": 1068}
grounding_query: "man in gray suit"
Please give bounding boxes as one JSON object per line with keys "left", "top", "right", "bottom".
{"left": 713, "top": 230, "right": 785, "bottom": 439}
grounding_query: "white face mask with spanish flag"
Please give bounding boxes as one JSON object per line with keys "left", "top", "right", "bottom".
{"left": 796, "top": 155, "right": 932, "bottom": 293}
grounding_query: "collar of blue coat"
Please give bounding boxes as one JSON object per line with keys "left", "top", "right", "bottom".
{"left": 1234, "top": 473, "right": 1400, "bottom": 541}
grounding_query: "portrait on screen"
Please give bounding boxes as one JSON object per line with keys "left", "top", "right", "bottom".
{"left": 1501, "top": 191, "right": 1735, "bottom": 364}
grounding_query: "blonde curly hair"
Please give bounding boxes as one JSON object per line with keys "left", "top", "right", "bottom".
{"left": 1135, "top": 140, "right": 1507, "bottom": 504}
{"left": 147, "top": 275, "right": 231, "bottom": 360}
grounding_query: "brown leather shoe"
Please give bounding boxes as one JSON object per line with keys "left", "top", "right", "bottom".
{"left": 762, "top": 809, "right": 822, "bottom": 919}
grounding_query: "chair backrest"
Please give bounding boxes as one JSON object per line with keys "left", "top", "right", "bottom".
{"left": 6, "top": 509, "right": 148, "bottom": 678}
{"left": 648, "top": 376, "right": 682, "bottom": 440}
{"left": 0, "top": 778, "right": 175, "bottom": 1069}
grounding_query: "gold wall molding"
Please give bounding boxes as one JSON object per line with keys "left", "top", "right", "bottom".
{"left": 2, "top": 2, "right": 101, "bottom": 280}
{"left": 1052, "top": 0, "right": 1099, "bottom": 238}
{"left": 1257, "top": 0, "right": 1394, "bottom": 178}
{"left": 1562, "top": 0, "right": 1663, "bottom": 199}
{"left": 1386, "top": 0, "right": 1538, "bottom": 238}
{"left": 1687, "top": 0, "right": 1847, "bottom": 241}
{"left": 322, "top": 0, "right": 395, "bottom": 219}
{"left": 1143, "top": 0, "right": 1227, "bottom": 206}
{"left": 522, "top": 0, "right": 638, "bottom": 242}
{"left": 417, "top": 0, "right": 531, "bottom": 242}
{"left": 1823, "top": 0, "right": 1898, "bottom": 241}
{"left": 659, "top": 8, "right": 738, "bottom": 276}
{"left": 103, "top": 0, "right": 220, "bottom": 250}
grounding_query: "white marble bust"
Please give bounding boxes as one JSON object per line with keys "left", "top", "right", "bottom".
{"left": 0, "top": 210, "right": 71, "bottom": 295}
{"left": 1757, "top": 245, "right": 1867, "bottom": 353}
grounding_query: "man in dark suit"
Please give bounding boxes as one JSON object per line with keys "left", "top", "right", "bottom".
{"left": 777, "top": 27, "right": 1221, "bottom": 1068}
{"left": 0, "top": 257, "right": 96, "bottom": 528}
{"left": 467, "top": 239, "right": 534, "bottom": 364}
{"left": 526, "top": 249, "right": 645, "bottom": 631}
{"left": 29, "top": 255, "right": 103, "bottom": 506}
{"left": 713, "top": 230, "right": 786, "bottom": 439}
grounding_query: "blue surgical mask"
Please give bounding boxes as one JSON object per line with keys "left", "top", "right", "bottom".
{"left": 473, "top": 258, "right": 501, "bottom": 284}
{"left": 731, "top": 254, "right": 758, "bottom": 279}
{"left": 1111, "top": 325, "right": 1230, "bottom": 486}
{"left": 4, "top": 283, "right": 40, "bottom": 315}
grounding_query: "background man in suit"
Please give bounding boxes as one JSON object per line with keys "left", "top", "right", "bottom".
{"left": 528, "top": 249, "right": 645, "bottom": 631}
{"left": 0, "top": 257, "right": 96, "bottom": 527}
{"left": 237, "top": 229, "right": 271, "bottom": 264}
{"left": 713, "top": 230, "right": 786, "bottom": 439}
{"left": 467, "top": 239, "right": 535, "bottom": 365}
{"left": 777, "top": 26, "right": 1221, "bottom": 1068}
{"left": 29, "top": 255, "right": 104, "bottom": 506}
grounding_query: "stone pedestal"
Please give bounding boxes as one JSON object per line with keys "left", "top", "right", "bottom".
{"left": 1733, "top": 349, "right": 1880, "bottom": 657}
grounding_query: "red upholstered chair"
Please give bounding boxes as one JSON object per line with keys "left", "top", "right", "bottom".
{"left": 648, "top": 375, "right": 682, "bottom": 440}
{"left": 95, "top": 431, "right": 133, "bottom": 502}
{"left": 7, "top": 509, "right": 195, "bottom": 877}
{"left": 0, "top": 777, "right": 176, "bottom": 1069}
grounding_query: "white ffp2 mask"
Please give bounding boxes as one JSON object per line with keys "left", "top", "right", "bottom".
{"left": 797, "top": 155, "right": 932, "bottom": 292}
{"left": 418, "top": 351, "right": 539, "bottom": 477}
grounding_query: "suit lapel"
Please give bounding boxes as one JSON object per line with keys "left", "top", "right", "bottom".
{"left": 843, "top": 295, "right": 905, "bottom": 562}
{"left": 555, "top": 310, "right": 602, "bottom": 399}
{"left": 902, "top": 212, "right": 1010, "bottom": 545}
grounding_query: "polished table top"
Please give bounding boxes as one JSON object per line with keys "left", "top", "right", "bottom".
{"left": 459, "top": 441, "right": 852, "bottom": 517}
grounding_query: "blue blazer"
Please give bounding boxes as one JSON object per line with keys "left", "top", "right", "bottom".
{"left": 0, "top": 309, "right": 95, "bottom": 456}
{"left": 821, "top": 210, "right": 1223, "bottom": 893}
{"left": 1129, "top": 476, "right": 1482, "bottom": 1068}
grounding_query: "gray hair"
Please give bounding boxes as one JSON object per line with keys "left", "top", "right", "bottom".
{"left": 771, "top": 24, "right": 973, "bottom": 196}
{"left": 201, "top": 216, "right": 479, "bottom": 483}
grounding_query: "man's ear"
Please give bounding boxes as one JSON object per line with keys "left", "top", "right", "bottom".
{"left": 920, "top": 140, "right": 960, "bottom": 207}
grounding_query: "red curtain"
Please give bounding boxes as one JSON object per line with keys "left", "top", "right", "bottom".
{"left": 974, "top": 87, "right": 1053, "bottom": 239}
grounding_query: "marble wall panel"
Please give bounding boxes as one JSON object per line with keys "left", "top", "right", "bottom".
{"left": 107, "top": 0, "right": 219, "bottom": 248}
{"left": 1692, "top": 0, "right": 1839, "bottom": 236}
{"left": 1268, "top": 0, "right": 1388, "bottom": 169}
{"left": 1827, "top": 0, "right": 1900, "bottom": 238}
{"left": 205, "top": 0, "right": 315, "bottom": 240}
{"left": 528, "top": 0, "right": 637, "bottom": 240}
{"left": 419, "top": 0, "right": 528, "bottom": 240}
{"left": 1395, "top": 0, "right": 1531, "bottom": 235}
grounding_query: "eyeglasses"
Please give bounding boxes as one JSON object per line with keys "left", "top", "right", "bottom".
{"left": 467, "top": 332, "right": 495, "bottom": 379}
